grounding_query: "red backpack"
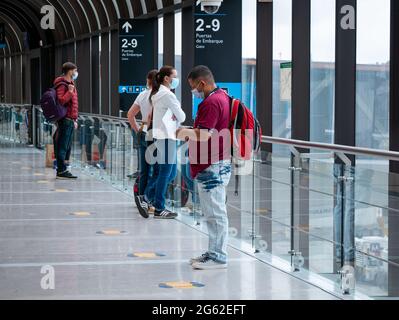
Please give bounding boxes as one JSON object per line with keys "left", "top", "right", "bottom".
{"left": 227, "top": 95, "right": 262, "bottom": 196}
{"left": 228, "top": 96, "right": 262, "bottom": 161}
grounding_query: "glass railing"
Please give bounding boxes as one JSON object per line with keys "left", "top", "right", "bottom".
{"left": 0, "top": 104, "right": 32, "bottom": 146}
{"left": 2, "top": 103, "right": 399, "bottom": 300}
{"left": 32, "top": 108, "right": 137, "bottom": 194}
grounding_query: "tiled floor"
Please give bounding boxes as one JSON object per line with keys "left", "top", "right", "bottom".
{"left": 0, "top": 143, "right": 338, "bottom": 300}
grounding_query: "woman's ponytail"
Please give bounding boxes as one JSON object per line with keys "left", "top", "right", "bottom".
{"left": 150, "top": 72, "right": 161, "bottom": 101}
{"left": 149, "top": 65, "right": 175, "bottom": 103}
{"left": 147, "top": 69, "right": 158, "bottom": 89}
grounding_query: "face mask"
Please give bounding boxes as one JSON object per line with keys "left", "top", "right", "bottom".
{"left": 170, "top": 78, "right": 180, "bottom": 90}
{"left": 192, "top": 88, "right": 205, "bottom": 100}
{"left": 192, "top": 81, "right": 205, "bottom": 100}
{"left": 72, "top": 72, "right": 79, "bottom": 81}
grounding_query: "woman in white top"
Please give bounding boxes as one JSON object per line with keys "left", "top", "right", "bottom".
{"left": 137, "top": 66, "right": 186, "bottom": 220}
{"left": 128, "top": 69, "right": 158, "bottom": 198}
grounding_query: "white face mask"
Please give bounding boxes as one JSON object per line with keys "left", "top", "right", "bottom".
{"left": 170, "top": 78, "right": 180, "bottom": 90}
{"left": 191, "top": 81, "right": 205, "bottom": 100}
{"left": 192, "top": 88, "right": 205, "bottom": 100}
{"left": 72, "top": 71, "right": 79, "bottom": 81}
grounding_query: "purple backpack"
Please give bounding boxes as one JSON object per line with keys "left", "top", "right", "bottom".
{"left": 40, "top": 82, "right": 69, "bottom": 122}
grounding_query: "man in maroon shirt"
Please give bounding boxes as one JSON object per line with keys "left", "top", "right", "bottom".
{"left": 177, "top": 65, "right": 232, "bottom": 270}
{"left": 53, "top": 62, "right": 79, "bottom": 180}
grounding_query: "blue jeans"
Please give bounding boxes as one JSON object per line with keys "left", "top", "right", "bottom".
{"left": 181, "top": 162, "right": 199, "bottom": 205}
{"left": 145, "top": 139, "right": 177, "bottom": 212}
{"left": 145, "top": 162, "right": 158, "bottom": 202}
{"left": 137, "top": 131, "right": 149, "bottom": 195}
{"left": 196, "top": 160, "right": 232, "bottom": 264}
{"left": 55, "top": 118, "right": 74, "bottom": 174}
{"left": 53, "top": 130, "right": 71, "bottom": 163}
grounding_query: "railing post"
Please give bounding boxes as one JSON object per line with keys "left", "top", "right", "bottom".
{"left": 289, "top": 147, "right": 309, "bottom": 271}
{"left": 32, "top": 106, "right": 37, "bottom": 147}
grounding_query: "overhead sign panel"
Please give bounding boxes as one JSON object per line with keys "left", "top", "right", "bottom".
{"left": 193, "top": 0, "right": 242, "bottom": 117}
{"left": 119, "top": 19, "right": 157, "bottom": 111}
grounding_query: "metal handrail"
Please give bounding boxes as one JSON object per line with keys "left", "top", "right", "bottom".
{"left": 4, "top": 104, "right": 399, "bottom": 161}
{"left": 77, "top": 109, "right": 399, "bottom": 161}
{"left": 0, "top": 103, "right": 31, "bottom": 108}
{"left": 262, "top": 136, "right": 399, "bottom": 161}
{"left": 79, "top": 112, "right": 129, "bottom": 123}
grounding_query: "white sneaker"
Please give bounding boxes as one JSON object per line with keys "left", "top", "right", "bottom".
{"left": 192, "top": 257, "right": 227, "bottom": 270}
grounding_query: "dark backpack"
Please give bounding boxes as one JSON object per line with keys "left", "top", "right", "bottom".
{"left": 40, "top": 82, "right": 69, "bottom": 122}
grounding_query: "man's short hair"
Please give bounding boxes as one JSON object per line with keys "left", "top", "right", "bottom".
{"left": 62, "top": 62, "right": 77, "bottom": 75}
{"left": 188, "top": 65, "right": 215, "bottom": 83}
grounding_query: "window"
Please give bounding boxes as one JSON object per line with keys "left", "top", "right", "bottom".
{"left": 272, "top": 0, "right": 292, "bottom": 142}
{"left": 242, "top": 0, "right": 257, "bottom": 115}
{"left": 356, "top": 0, "right": 390, "bottom": 151}
{"left": 310, "top": 0, "right": 336, "bottom": 144}
{"left": 175, "top": 11, "right": 182, "bottom": 101}
{"left": 158, "top": 17, "right": 164, "bottom": 69}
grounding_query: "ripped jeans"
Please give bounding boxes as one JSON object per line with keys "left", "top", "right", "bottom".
{"left": 195, "top": 160, "right": 232, "bottom": 264}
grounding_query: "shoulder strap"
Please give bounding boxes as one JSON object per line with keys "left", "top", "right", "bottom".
{"left": 54, "top": 81, "right": 70, "bottom": 90}
{"left": 229, "top": 99, "right": 240, "bottom": 129}
{"left": 223, "top": 89, "right": 241, "bottom": 123}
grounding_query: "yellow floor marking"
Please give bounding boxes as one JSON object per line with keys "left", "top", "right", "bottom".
{"left": 163, "top": 282, "right": 195, "bottom": 289}
{"left": 71, "top": 211, "right": 91, "bottom": 217}
{"left": 133, "top": 253, "right": 158, "bottom": 258}
{"left": 99, "top": 230, "right": 125, "bottom": 235}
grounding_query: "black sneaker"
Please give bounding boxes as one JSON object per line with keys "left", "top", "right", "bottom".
{"left": 56, "top": 171, "right": 78, "bottom": 180}
{"left": 134, "top": 193, "right": 141, "bottom": 209}
{"left": 154, "top": 209, "right": 178, "bottom": 220}
{"left": 136, "top": 196, "right": 149, "bottom": 219}
{"left": 192, "top": 256, "right": 228, "bottom": 270}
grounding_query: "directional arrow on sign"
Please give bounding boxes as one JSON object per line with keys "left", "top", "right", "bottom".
{"left": 122, "top": 22, "right": 132, "bottom": 33}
